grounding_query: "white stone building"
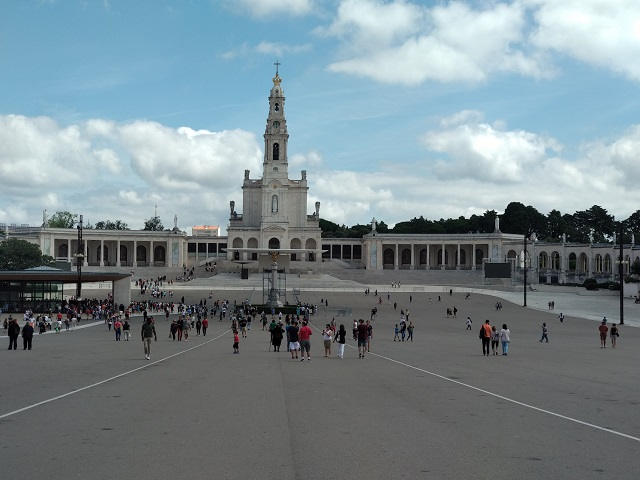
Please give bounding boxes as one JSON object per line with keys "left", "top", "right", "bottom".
{"left": 225, "top": 72, "right": 322, "bottom": 270}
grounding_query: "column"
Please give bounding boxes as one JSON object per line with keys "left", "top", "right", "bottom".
{"left": 426, "top": 244, "right": 430, "bottom": 270}
{"left": 394, "top": 243, "right": 399, "bottom": 270}
{"left": 116, "top": 240, "right": 121, "bottom": 267}
{"left": 457, "top": 243, "right": 461, "bottom": 270}
{"left": 472, "top": 244, "right": 476, "bottom": 271}
{"left": 133, "top": 240, "right": 137, "bottom": 268}
{"left": 410, "top": 244, "right": 415, "bottom": 270}
{"left": 83, "top": 239, "right": 88, "bottom": 266}
{"left": 339, "top": 244, "right": 343, "bottom": 260}
{"left": 150, "top": 241, "right": 154, "bottom": 266}
{"left": 441, "top": 243, "right": 445, "bottom": 270}
{"left": 100, "top": 239, "right": 104, "bottom": 266}
{"left": 67, "top": 239, "right": 71, "bottom": 263}
{"left": 377, "top": 241, "right": 383, "bottom": 271}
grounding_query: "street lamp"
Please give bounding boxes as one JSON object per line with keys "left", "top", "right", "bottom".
{"left": 75, "top": 215, "right": 84, "bottom": 300}
{"left": 615, "top": 222, "right": 627, "bottom": 325}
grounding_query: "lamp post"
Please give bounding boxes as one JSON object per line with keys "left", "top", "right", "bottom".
{"left": 523, "top": 233, "right": 528, "bottom": 307}
{"left": 617, "top": 222, "right": 625, "bottom": 325}
{"left": 76, "top": 215, "right": 83, "bottom": 299}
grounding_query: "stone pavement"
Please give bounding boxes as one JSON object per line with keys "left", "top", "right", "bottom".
{"left": 1, "top": 289, "right": 640, "bottom": 479}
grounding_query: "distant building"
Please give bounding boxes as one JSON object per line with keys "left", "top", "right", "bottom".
{"left": 192, "top": 225, "right": 219, "bottom": 237}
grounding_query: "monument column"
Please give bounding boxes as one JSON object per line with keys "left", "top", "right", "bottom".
{"left": 394, "top": 243, "right": 399, "bottom": 270}
{"left": 150, "top": 241, "right": 154, "bottom": 266}
{"left": 472, "top": 244, "right": 476, "bottom": 271}
{"left": 100, "top": 239, "right": 104, "bottom": 266}
{"left": 116, "top": 240, "right": 121, "bottom": 267}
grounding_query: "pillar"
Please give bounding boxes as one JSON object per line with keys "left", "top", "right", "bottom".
{"left": 100, "top": 239, "right": 104, "bottom": 267}
{"left": 67, "top": 239, "right": 71, "bottom": 263}
{"left": 133, "top": 240, "right": 137, "bottom": 267}
{"left": 83, "top": 239, "right": 88, "bottom": 266}
{"left": 410, "top": 244, "right": 415, "bottom": 270}
{"left": 426, "top": 244, "right": 430, "bottom": 270}
{"left": 394, "top": 243, "right": 399, "bottom": 270}
{"left": 472, "top": 244, "right": 476, "bottom": 271}
{"left": 441, "top": 243, "right": 445, "bottom": 270}
{"left": 457, "top": 243, "right": 461, "bottom": 270}
{"left": 116, "top": 240, "right": 121, "bottom": 267}
{"left": 150, "top": 241, "right": 154, "bottom": 266}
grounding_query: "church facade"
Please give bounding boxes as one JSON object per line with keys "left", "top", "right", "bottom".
{"left": 225, "top": 72, "right": 322, "bottom": 269}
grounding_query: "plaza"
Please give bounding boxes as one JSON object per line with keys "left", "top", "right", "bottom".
{"left": 1, "top": 283, "right": 640, "bottom": 479}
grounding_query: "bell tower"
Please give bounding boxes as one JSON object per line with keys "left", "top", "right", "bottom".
{"left": 263, "top": 63, "right": 289, "bottom": 181}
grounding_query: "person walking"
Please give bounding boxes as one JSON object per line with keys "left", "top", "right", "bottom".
{"left": 334, "top": 324, "right": 346, "bottom": 358}
{"left": 202, "top": 317, "right": 208, "bottom": 336}
{"left": 299, "top": 321, "right": 313, "bottom": 361}
{"left": 7, "top": 318, "right": 20, "bottom": 350}
{"left": 114, "top": 318, "right": 122, "bottom": 341}
{"left": 141, "top": 317, "right": 157, "bottom": 360}
{"left": 367, "top": 320, "right": 374, "bottom": 350}
{"left": 393, "top": 323, "right": 400, "bottom": 341}
{"left": 540, "top": 323, "right": 549, "bottom": 343}
{"left": 272, "top": 322, "right": 284, "bottom": 352}
{"left": 598, "top": 320, "right": 608, "bottom": 348}
{"left": 322, "top": 324, "right": 333, "bottom": 357}
{"left": 406, "top": 321, "right": 413, "bottom": 342}
{"left": 500, "top": 323, "right": 510, "bottom": 355}
{"left": 466, "top": 316, "right": 472, "bottom": 331}
{"left": 479, "top": 320, "right": 492, "bottom": 356}
{"left": 196, "top": 318, "right": 202, "bottom": 336}
{"left": 610, "top": 323, "right": 619, "bottom": 348}
{"left": 490, "top": 326, "right": 499, "bottom": 355}
{"left": 357, "top": 319, "right": 368, "bottom": 359}
{"left": 233, "top": 330, "right": 240, "bottom": 354}
{"left": 288, "top": 321, "right": 300, "bottom": 359}
{"left": 22, "top": 321, "right": 34, "bottom": 350}
{"left": 123, "top": 320, "right": 131, "bottom": 341}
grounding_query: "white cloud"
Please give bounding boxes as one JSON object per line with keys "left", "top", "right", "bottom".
{"left": 234, "top": 0, "right": 313, "bottom": 17}
{"left": 290, "top": 150, "right": 324, "bottom": 169}
{"left": 528, "top": 0, "right": 640, "bottom": 81}
{"left": 423, "top": 116, "right": 563, "bottom": 183}
{"left": 222, "top": 41, "right": 311, "bottom": 60}
{"left": 324, "top": 0, "right": 548, "bottom": 85}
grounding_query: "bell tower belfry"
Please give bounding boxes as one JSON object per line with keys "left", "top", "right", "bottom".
{"left": 263, "top": 68, "right": 289, "bottom": 182}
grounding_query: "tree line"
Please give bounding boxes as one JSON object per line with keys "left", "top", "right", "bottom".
{"left": 321, "top": 203, "right": 640, "bottom": 243}
{"left": 46, "top": 211, "right": 166, "bottom": 231}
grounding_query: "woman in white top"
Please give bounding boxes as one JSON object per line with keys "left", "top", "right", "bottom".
{"left": 322, "top": 324, "right": 333, "bottom": 357}
{"left": 500, "top": 324, "right": 510, "bottom": 355}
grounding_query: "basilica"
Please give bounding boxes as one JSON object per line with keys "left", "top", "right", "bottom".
{"left": 4, "top": 73, "right": 639, "bottom": 286}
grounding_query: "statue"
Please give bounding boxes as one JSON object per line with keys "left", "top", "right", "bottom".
{"left": 494, "top": 216, "right": 500, "bottom": 233}
{"left": 244, "top": 169, "right": 250, "bottom": 180}
{"left": 562, "top": 233, "right": 566, "bottom": 243}
{"left": 613, "top": 232, "right": 616, "bottom": 244}
{"left": 589, "top": 230, "right": 594, "bottom": 244}
{"left": 230, "top": 201, "right": 235, "bottom": 216}
{"left": 371, "top": 217, "right": 377, "bottom": 232}
{"left": 632, "top": 233, "right": 636, "bottom": 245}
{"left": 315, "top": 201, "right": 320, "bottom": 217}
{"left": 302, "top": 170, "right": 307, "bottom": 180}
{"left": 173, "top": 214, "right": 178, "bottom": 230}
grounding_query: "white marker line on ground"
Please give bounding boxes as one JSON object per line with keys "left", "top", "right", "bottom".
{"left": 368, "top": 350, "right": 640, "bottom": 443}
{"left": 0, "top": 329, "right": 230, "bottom": 421}
{"left": 307, "top": 320, "right": 640, "bottom": 444}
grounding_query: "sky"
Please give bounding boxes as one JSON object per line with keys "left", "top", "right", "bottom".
{"left": 1, "top": 0, "right": 640, "bottom": 233}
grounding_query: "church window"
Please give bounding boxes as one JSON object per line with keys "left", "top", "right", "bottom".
{"left": 271, "top": 194, "right": 278, "bottom": 214}
{"left": 273, "top": 167, "right": 278, "bottom": 172}
{"left": 274, "top": 103, "right": 280, "bottom": 112}
{"left": 273, "top": 143, "right": 279, "bottom": 160}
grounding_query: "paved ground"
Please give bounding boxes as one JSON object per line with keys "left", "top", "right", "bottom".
{"left": 2, "top": 289, "right": 640, "bottom": 479}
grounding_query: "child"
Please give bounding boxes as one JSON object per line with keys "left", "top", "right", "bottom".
{"left": 393, "top": 323, "right": 400, "bottom": 341}
{"left": 466, "top": 317, "right": 472, "bottom": 330}
{"left": 233, "top": 330, "right": 240, "bottom": 354}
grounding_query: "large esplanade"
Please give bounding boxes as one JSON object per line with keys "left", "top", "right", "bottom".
{"left": 3, "top": 71, "right": 639, "bottom": 285}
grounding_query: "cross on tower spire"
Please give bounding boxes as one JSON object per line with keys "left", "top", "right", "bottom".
{"left": 274, "top": 60, "right": 281, "bottom": 75}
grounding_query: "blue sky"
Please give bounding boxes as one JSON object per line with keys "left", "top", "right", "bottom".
{"left": 1, "top": 0, "right": 640, "bottom": 232}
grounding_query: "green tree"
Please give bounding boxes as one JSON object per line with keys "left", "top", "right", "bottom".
{"left": 546, "top": 209, "right": 565, "bottom": 240}
{"left": 0, "top": 238, "right": 54, "bottom": 270}
{"left": 95, "top": 220, "right": 129, "bottom": 230}
{"left": 47, "top": 210, "right": 77, "bottom": 228}
{"left": 501, "top": 202, "right": 546, "bottom": 236}
{"left": 143, "top": 216, "right": 164, "bottom": 231}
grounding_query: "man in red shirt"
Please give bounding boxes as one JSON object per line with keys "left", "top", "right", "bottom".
{"left": 598, "top": 320, "right": 608, "bottom": 348}
{"left": 299, "top": 321, "right": 313, "bottom": 361}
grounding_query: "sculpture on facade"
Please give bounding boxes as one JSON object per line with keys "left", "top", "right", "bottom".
{"left": 302, "top": 170, "right": 307, "bottom": 180}
{"left": 371, "top": 217, "right": 377, "bottom": 232}
{"left": 244, "top": 169, "right": 250, "bottom": 180}
{"left": 315, "top": 201, "right": 320, "bottom": 217}
{"left": 230, "top": 200, "right": 236, "bottom": 217}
